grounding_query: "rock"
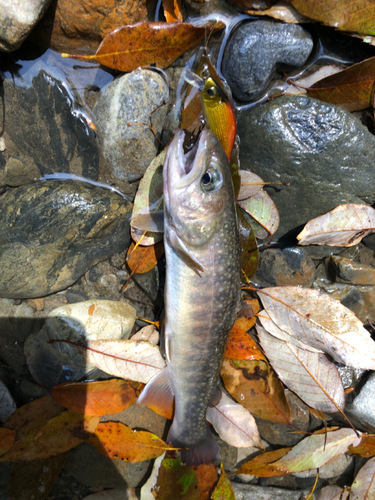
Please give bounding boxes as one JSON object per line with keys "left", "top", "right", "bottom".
{"left": 252, "top": 247, "right": 315, "bottom": 287}
{"left": 1, "top": 70, "right": 99, "bottom": 180}
{"left": 0, "top": 0, "right": 51, "bottom": 52}
{"left": 255, "top": 390, "right": 311, "bottom": 446}
{"left": 231, "top": 482, "right": 310, "bottom": 499}
{"left": 82, "top": 488, "right": 137, "bottom": 500}
{"left": 32, "top": 0, "right": 149, "bottom": 54}
{"left": 0, "top": 299, "right": 43, "bottom": 374}
{"left": 25, "top": 300, "right": 136, "bottom": 387}
{"left": 238, "top": 96, "right": 375, "bottom": 242}
{"left": 0, "top": 379, "right": 16, "bottom": 423}
{"left": 222, "top": 21, "right": 313, "bottom": 101}
{"left": 326, "top": 255, "right": 375, "bottom": 285}
{"left": 336, "top": 365, "right": 366, "bottom": 390}
{"left": 0, "top": 181, "right": 131, "bottom": 298}
{"left": 93, "top": 70, "right": 169, "bottom": 183}
{"left": 65, "top": 443, "right": 149, "bottom": 489}
{"left": 4, "top": 157, "right": 41, "bottom": 186}
{"left": 345, "top": 372, "right": 375, "bottom": 433}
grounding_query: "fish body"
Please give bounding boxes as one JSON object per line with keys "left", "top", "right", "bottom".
{"left": 163, "top": 128, "right": 240, "bottom": 464}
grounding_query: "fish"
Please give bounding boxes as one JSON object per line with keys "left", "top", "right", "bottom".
{"left": 138, "top": 128, "right": 241, "bottom": 465}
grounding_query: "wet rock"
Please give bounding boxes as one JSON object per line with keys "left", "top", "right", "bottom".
{"left": 66, "top": 289, "right": 90, "bottom": 304}
{"left": 345, "top": 372, "right": 375, "bottom": 433}
{"left": 255, "top": 390, "right": 311, "bottom": 446}
{"left": 0, "top": 181, "right": 131, "bottom": 298}
{"left": 326, "top": 255, "right": 375, "bottom": 284}
{"left": 65, "top": 443, "right": 149, "bottom": 489}
{"left": 0, "top": 379, "right": 16, "bottom": 423}
{"left": 222, "top": 21, "right": 313, "bottom": 101}
{"left": 231, "top": 482, "right": 310, "bottom": 499}
{"left": 32, "top": 0, "right": 149, "bottom": 54}
{"left": 93, "top": 70, "right": 169, "bottom": 183}
{"left": 4, "top": 157, "right": 41, "bottom": 186}
{"left": 0, "top": 0, "right": 51, "bottom": 52}
{"left": 238, "top": 96, "right": 375, "bottom": 242}
{"left": 25, "top": 300, "right": 136, "bottom": 387}
{"left": 337, "top": 365, "right": 366, "bottom": 390}
{"left": 2, "top": 71, "right": 98, "bottom": 179}
{"left": 0, "top": 299, "right": 43, "bottom": 374}
{"left": 253, "top": 247, "right": 315, "bottom": 287}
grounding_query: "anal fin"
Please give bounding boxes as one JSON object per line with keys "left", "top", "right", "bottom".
{"left": 137, "top": 367, "right": 174, "bottom": 420}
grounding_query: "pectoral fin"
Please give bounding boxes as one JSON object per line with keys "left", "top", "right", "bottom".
{"left": 131, "top": 211, "right": 165, "bottom": 232}
{"left": 168, "top": 228, "right": 206, "bottom": 273}
{"left": 137, "top": 367, "right": 174, "bottom": 420}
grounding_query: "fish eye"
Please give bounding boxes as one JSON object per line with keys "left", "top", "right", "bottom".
{"left": 206, "top": 86, "right": 218, "bottom": 98}
{"left": 201, "top": 168, "right": 222, "bottom": 191}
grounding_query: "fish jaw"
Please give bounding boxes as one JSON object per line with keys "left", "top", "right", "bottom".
{"left": 163, "top": 128, "right": 234, "bottom": 247}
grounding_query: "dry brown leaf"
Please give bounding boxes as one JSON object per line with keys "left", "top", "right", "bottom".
{"left": 163, "top": 0, "right": 183, "bottom": 22}
{"left": 297, "top": 203, "right": 375, "bottom": 246}
{"left": 257, "top": 325, "right": 345, "bottom": 413}
{"left": 245, "top": 0, "right": 311, "bottom": 23}
{"left": 126, "top": 240, "right": 165, "bottom": 275}
{"left": 257, "top": 286, "right": 375, "bottom": 370}
{"left": 77, "top": 340, "right": 166, "bottom": 384}
{"left": 317, "top": 485, "right": 349, "bottom": 500}
{"left": 0, "top": 428, "right": 16, "bottom": 456}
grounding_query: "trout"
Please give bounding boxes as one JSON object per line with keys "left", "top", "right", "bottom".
{"left": 138, "top": 128, "right": 241, "bottom": 465}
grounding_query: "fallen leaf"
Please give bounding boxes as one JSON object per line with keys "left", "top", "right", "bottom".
{"left": 257, "top": 325, "right": 345, "bottom": 413}
{"left": 206, "top": 392, "right": 263, "bottom": 449}
{"left": 285, "top": 65, "right": 345, "bottom": 95}
{"left": 224, "top": 323, "right": 266, "bottom": 361}
{"left": 237, "top": 171, "right": 266, "bottom": 201}
{"left": 237, "top": 206, "right": 259, "bottom": 282}
{"left": 317, "top": 485, "right": 349, "bottom": 500}
{"left": 3, "top": 396, "right": 64, "bottom": 440}
{"left": 86, "top": 421, "right": 174, "bottom": 462}
{"left": 221, "top": 357, "right": 291, "bottom": 424}
{"left": 50, "top": 379, "right": 137, "bottom": 416}
{"left": 297, "top": 203, "right": 375, "bottom": 246}
{"left": 77, "top": 339, "right": 166, "bottom": 384}
{"left": 131, "top": 324, "right": 159, "bottom": 344}
{"left": 127, "top": 240, "right": 165, "bottom": 274}
{"left": 9, "top": 454, "right": 67, "bottom": 500}
{"left": 0, "top": 411, "right": 99, "bottom": 462}
{"left": 155, "top": 457, "right": 200, "bottom": 499}
{"left": 244, "top": 0, "right": 311, "bottom": 23}
{"left": 193, "top": 464, "right": 218, "bottom": 500}
{"left": 258, "top": 309, "right": 324, "bottom": 353}
{"left": 350, "top": 456, "right": 375, "bottom": 499}
{"left": 0, "top": 428, "right": 16, "bottom": 456}
{"left": 163, "top": 0, "right": 183, "bottom": 22}
{"left": 238, "top": 189, "right": 280, "bottom": 238}
{"left": 271, "top": 428, "right": 361, "bottom": 474}
{"left": 131, "top": 151, "right": 165, "bottom": 246}
{"left": 235, "top": 447, "right": 292, "bottom": 476}
{"left": 349, "top": 434, "right": 375, "bottom": 457}
{"left": 211, "top": 464, "right": 235, "bottom": 499}
{"left": 306, "top": 57, "right": 375, "bottom": 112}
{"left": 257, "top": 286, "right": 375, "bottom": 369}
{"left": 63, "top": 21, "right": 225, "bottom": 72}
{"left": 290, "top": 0, "right": 375, "bottom": 35}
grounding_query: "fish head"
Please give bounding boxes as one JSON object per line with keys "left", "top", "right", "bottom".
{"left": 163, "top": 128, "right": 234, "bottom": 246}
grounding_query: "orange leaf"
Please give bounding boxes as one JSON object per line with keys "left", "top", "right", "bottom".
{"left": 235, "top": 447, "right": 292, "bottom": 477}
{"left": 155, "top": 457, "right": 200, "bottom": 499}
{"left": 3, "top": 396, "right": 64, "bottom": 440}
{"left": 0, "top": 428, "right": 16, "bottom": 456}
{"left": 86, "top": 421, "right": 175, "bottom": 462}
{"left": 62, "top": 21, "right": 225, "bottom": 72}
{"left": 193, "top": 463, "right": 218, "bottom": 500}
{"left": 50, "top": 379, "right": 137, "bottom": 416}
{"left": 127, "top": 240, "right": 165, "bottom": 275}
{"left": 221, "top": 358, "right": 291, "bottom": 424}
{"left": 349, "top": 434, "right": 375, "bottom": 458}
{"left": 163, "top": 0, "right": 183, "bottom": 22}
{"left": 224, "top": 324, "right": 265, "bottom": 361}
{"left": 0, "top": 411, "right": 99, "bottom": 462}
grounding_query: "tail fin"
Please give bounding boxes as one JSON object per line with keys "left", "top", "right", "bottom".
{"left": 168, "top": 422, "right": 219, "bottom": 466}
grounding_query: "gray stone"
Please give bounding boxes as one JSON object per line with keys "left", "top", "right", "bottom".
{"left": 222, "top": 21, "right": 313, "bottom": 101}
{"left": 65, "top": 443, "right": 149, "bottom": 489}
{"left": 337, "top": 365, "right": 366, "bottom": 390}
{"left": 345, "top": 372, "right": 375, "bottom": 432}
{"left": 253, "top": 247, "right": 315, "bottom": 287}
{"left": 1, "top": 70, "right": 98, "bottom": 179}
{"left": 0, "top": 181, "right": 131, "bottom": 298}
{"left": 231, "top": 482, "right": 310, "bottom": 499}
{"left": 0, "top": 0, "right": 51, "bottom": 52}
{"left": 0, "top": 379, "right": 16, "bottom": 423}
{"left": 238, "top": 96, "right": 375, "bottom": 242}
{"left": 4, "top": 157, "right": 41, "bottom": 186}
{"left": 93, "top": 70, "right": 169, "bottom": 183}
